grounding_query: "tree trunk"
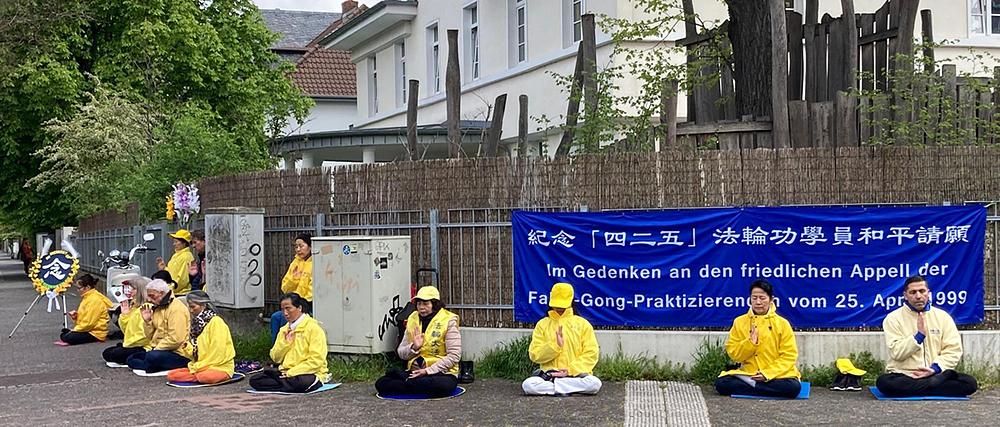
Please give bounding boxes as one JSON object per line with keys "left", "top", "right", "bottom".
{"left": 727, "top": 0, "right": 773, "bottom": 118}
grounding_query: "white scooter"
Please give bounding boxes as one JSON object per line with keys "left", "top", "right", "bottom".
{"left": 99, "top": 233, "right": 156, "bottom": 306}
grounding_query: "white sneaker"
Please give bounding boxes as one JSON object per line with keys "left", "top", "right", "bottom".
{"left": 106, "top": 361, "right": 128, "bottom": 368}
{"left": 133, "top": 369, "right": 169, "bottom": 377}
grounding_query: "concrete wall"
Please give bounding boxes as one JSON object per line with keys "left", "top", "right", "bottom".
{"left": 462, "top": 327, "right": 1000, "bottom": 367}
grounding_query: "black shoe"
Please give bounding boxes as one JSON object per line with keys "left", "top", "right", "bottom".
{"left": 830, "top": 373, "right": 847, "bottom": 391}
{"left": 457, "top": 360, "right": 475, "bottom": 384}
{"left": 844, "top": 374, "right": 863, "bottom": 391}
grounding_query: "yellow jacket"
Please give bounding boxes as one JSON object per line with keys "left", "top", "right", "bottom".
{"left": 270, "top": 315, "right": 328, "bottom": 378}
{"left": 528, "top": 308, "right": 599, "bottom": 376}
{"left": 721, "top": 304, "right": 801, "bottom": 380}
{"left": 144, "top": 295, "right": 191, "bottom": 354}
{"left": 178, "top": 316, "right": 235, "bottom": 376}
{"left": 73, "top": 288, "right": 113, "bottom": 341}
{"left": 280, "top": 256, "right": 313, "bottom": 302}
{"left": 883, "top": 304, "right": 963, "bottom": 374}
{"left": 118, "top": 308, "right": 151, "bottom": 349}
{"left": 398, "top": 309, "right": 461, "bottom": 375}
{"left": 166, "top": 247, "right": 195, "bottom": 295}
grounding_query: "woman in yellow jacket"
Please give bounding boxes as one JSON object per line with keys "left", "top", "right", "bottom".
{"left": 167, "top": 291, "right": 235, "bottom": 384}
{"left": 522, "top": 282, "right": 602, "bottom": 396}
{"left": 103, "top": 277, "right": 152, "bottom": 366}
{"left": 375, "top": 286, "right": 462, "bottom": 397}
{"left": 250, "top": 292, "right": 329, "bottom": 393}
{"left": 270, "top": 234, "right": 313, "bottom": 343}
{"left": 156, "top": 229, "right": 195, "bottom": 296}
{"left": 59, "top": 274, "right": 113, "bottom": 345}
{"left": 715, "top": 280, "right": 801, "bottom": 398}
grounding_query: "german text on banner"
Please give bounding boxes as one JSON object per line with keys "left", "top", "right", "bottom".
{"left": 512, "top": 206, "right": 986, "bottom": 327}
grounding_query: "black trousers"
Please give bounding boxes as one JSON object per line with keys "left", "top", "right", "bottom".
{"left": 103, "top": 343, "right": 146, "bottom": 364}
{"left": 876, "top": 371, "right": 978, "bottom": 397}
{"left": 714, "top": 375, "right": 801, "bottom": 398}
{"left": 375, "top": 369, "right": 458, "bottom": 397}
{"left": 249, "top": 368, "right": 322, "bottom": 393}
{"left": 60, "top": 329, "right": 99, "bottom": 345}
{"left": 22, "top": 259, "right": 30, "bottom": 276}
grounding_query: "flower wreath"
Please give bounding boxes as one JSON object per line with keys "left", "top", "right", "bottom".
{"left": 29, "top": 250, "right": 80, "bottom": 296}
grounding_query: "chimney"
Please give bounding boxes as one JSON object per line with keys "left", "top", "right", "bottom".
{"left": 341, "top": 0, "right": 358, "bottom": 13}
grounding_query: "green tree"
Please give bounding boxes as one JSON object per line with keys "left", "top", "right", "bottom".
{"left": 0, "top": 0, "right": 311, "bottom": 231}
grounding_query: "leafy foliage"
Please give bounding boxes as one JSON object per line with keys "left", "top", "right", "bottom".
{"left": 0, "top": 0, "right": 312, "bottom": 231}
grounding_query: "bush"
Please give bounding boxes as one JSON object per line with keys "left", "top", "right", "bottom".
{"left": 232, "top": 329, "right": 272, "bottom": 363}
{"left": 594, "top": 349, "right": 688, "bottom": 382}
{"left": 476, "top": 335, "right": 535, "bottom": 380}
{"left": 328, "top": 353, "right": 403, "bottom": 383}
{"left": 689, "top": 338, "right": 731, "bottom": 385}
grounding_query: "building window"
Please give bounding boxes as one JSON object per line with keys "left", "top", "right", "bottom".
{"left": 427, "top": 24, "right": 441, "bottom": 94}
{"left": 397, "top": 41, "right": 407, "bottom": 107}
{"left": 368, "top": 55, "right": 378, "bottom": 116}
{"left": 466, "top": 3, "right": 481, "bottom": 81}
{"left": 572, "top": 0, "right": 584, "bottom": 42}
{"left": 970, "top": 0, "right": 1000, "bottom": 36}
{"left": 516, "top": 0, "right": 527, "bottom": 63}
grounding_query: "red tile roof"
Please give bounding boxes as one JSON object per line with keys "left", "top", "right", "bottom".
{"left": 290, "top": 48, "right": 356, "bottom": 98}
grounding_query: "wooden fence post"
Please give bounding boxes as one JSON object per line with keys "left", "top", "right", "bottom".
{"left": 406, "top": 79, "right": 419, "bottom": 161}
{"left": 770, "top": 0, "right": 791, "bottom": 148}
{"left": 446, "top": 29, "right": 462, "bottom": 158}
{"left": 920, "top": 9, "right": 934, "bottom": 73}
{"left": 660, "top": 79, "right": 679, "bottom": 151}
{"left": 484, "top": 94, "right": 507, "bottom": 157}
{"left": 518, "top": 95, "right": 528, "bottom": 158}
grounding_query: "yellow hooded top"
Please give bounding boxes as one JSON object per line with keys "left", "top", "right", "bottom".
{"left": 883, "top": 304, "right": 963, "bottom": 375}
{"left": 720, "top": 304, "right": 801, "bottom": 380}
{"left": 280, "top": 256, "right": 313, "bottom": 302}
{"left": 73, "top": 288, "right": 113, "bottom": 341}
{"left": 178, "top": 315, "right": 235, "bottom": 376}
{"left": 166, "top": 247, "right": 195, "bottom": 295}
{"left": 144, "top": 295, "right": 191, "bottom": 354}
{"left": 118, "top": 308, "right": 151, "bottom": 349}
{"left": 270, "top": 315, "right": 329, "bottom": 379}
{"left": 528, "top": 307, "right": 600, "bottom": 376}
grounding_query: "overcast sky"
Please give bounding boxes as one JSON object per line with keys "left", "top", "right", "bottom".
{"left": 253, "top": 0, "right": 380, "bottom": 12}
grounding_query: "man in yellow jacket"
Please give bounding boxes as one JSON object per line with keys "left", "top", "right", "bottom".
{"left": 126, "top": 278, "right": 191, "bottom": 375}
{"left": 250, "top": 292, "right": 329, "bottom": 393}
{"left": 715, "top": 280, "right": 801, "bottom": 398}
{"left": 522, "top": 282, "right": 602, "bottom": 396}
{"left": 875, "top": 275, "right": 978, "bottom": 397}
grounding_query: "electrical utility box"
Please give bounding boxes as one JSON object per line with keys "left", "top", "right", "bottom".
{"left": 312, "top": 236, "right": 411, "bottom": 354}
{"left": 205, "top": 207, "right": 265, "bottom": 309}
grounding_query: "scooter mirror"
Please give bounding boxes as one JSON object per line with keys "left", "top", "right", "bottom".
{"left": 108, "top": 249, "right": 121, "bottom": 258}
{"left": 98, "top": 250, "right": 104, "bottom": 257}
{"left": 142, "top": 233, "right": 155, "bottom": 242}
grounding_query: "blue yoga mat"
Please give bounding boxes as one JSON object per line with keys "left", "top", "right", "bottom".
{"left": 868, "top": 386, "right": 970, "bottom": 401}
{"left": 731, "top": 381, "right": 810, "bottom": 400}
{"left": 247, "top": 382, "right": 341, "bottom": 395}
{"left": 168, "top": 373, "right": 245, "bottom": 388}
{"left": 376, "top": 386, "right": 466, "bottom": 400}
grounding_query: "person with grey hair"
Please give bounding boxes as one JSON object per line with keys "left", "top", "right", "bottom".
{"left": 126, "top": 278, "right": 191, "bottom": 375}
{"left": 103, "top": 277, "right": 152, "bottom": 367}
{"left": 166, "top": 290, "right": 235, "bottom": 384}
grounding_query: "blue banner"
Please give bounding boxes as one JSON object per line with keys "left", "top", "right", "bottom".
{"left": 512, "top": 206, "right": 986, "bottom": 328}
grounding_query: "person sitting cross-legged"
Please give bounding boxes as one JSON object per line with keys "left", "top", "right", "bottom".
{"left": 166, "top": 291, "right": 235, "bottom": 384}
{"left": 59, "top": 274, "right": 113, "bottom": 345}
{"left": 875, "top": 275, "right": 978, "bottom": 397}
{"left": 103, "top": 277, "right": 152, "bottom": 365}
{"left": 125, "top": 278, "right": 192, "bottom": 373}
{"left": 249, "top": 292, "right": 329, "bottom": 393}
{"left": 374, "top": 286, "right": 461, "bottom": 398}
{"left": 522, "top": 282, "right": 602, "bottom": 396}
{"left": 714, "top": 280, "right": 802, "bottom": 399}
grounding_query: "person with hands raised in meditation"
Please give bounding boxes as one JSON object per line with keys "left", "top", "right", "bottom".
{"left": 375, "top": 286, "right": 462, "bottom": 397}
{"left": 125, "top": 278, "right": 191, "bottom": 374}
{"left": 875, "top": 275, "right": 978, "bottom": 397}
{"left": 714, "top": 279, "right": 802, "bottom": 398}
{"left": 522, "top": 282, "right": 602, "bottom": 396}
{"left": 59, "top": 274, "right": 113, "bottom": 345}
{"left": 249, "top": 292, "right": 329, "bottom": 393}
